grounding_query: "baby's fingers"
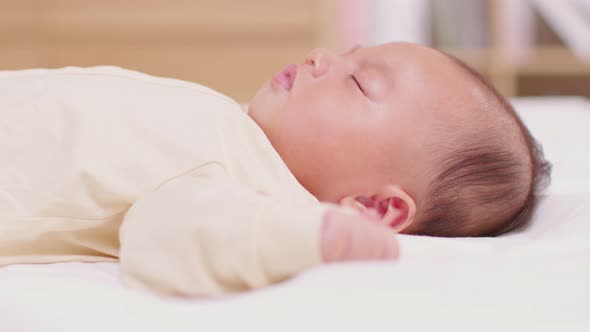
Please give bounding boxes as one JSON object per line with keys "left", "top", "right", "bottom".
{"left": 320, "top": 209, "right": 400, "bottom": 262}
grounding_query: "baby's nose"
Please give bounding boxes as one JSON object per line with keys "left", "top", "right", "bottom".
{"left": 305, "top": 48, "right": 333, "bottom": 78}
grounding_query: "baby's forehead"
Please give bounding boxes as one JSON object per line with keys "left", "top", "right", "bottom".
{"left": 359, "top": 43, "right": 506, "bottom": 131}
{"left": 363, "top": 43, "right": 476, "bottom": 97}
{"left": 363, "top": 43, "right": 457, "bottom": 73}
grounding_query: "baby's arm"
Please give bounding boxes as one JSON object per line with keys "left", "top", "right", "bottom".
{"left": 119, "top": 174, "right": 398, "bottom": 297}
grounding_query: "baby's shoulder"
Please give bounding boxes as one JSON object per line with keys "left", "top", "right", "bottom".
{"left": 1, "top": 66, "right": 240, "bottom": 110}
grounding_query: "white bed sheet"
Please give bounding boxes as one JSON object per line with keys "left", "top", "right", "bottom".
{"left": 1, "top": 97, "right": 589, "bottom": 332}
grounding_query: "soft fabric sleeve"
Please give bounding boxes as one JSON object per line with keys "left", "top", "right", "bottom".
{"left": 118, "top": 175, "right": 331, "bottom": 297}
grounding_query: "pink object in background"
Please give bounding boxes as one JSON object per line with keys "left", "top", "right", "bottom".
{"left": 338, "top": 0, "right": 372, "bottom": 50}
{"left": 336, "top": 0, "right": 431, "bottom": 49}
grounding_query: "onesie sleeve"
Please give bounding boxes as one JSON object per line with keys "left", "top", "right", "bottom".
{"left": 118, "top": 174, "right": 332, "bottom": 297}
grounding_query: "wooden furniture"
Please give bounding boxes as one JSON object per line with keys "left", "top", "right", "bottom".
{"left": 443, "top": 0, "right": 590, "bottom": 97}
{"left": 0, "top": 0, "right": 338, "bottom": 101}
{"left": 2, "top": 0, "right": 588, "bottom": 99}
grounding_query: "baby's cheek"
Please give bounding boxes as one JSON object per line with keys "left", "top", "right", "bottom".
{"left": 285, "top": 91, "right": 356, "bottom": 145}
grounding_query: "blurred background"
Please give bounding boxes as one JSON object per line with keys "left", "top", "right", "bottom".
{"left": 1, "top": 0, "right": 589, "bottom": 101}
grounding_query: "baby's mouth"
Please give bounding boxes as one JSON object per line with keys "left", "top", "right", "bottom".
{"left": 271, "top": 64, "right": 298, "bottom": 91}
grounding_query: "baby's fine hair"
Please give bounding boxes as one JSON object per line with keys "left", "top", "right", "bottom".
{"left": 414, "top": 53, "right": 552, "bottom": 237}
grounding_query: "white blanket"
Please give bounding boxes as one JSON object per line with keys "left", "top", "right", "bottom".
{"left": 1, "top": 97, "right": 589, "bottom": 332}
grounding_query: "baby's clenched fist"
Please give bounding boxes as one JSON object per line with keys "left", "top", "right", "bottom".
{"left": 320, "top": 209, "right": 400, "bottom": 262}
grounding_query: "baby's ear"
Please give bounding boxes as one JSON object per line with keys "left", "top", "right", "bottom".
{"left": 375, "top": 186, "right": 416, "bottom": 232}
{"left": 339, "top": 186, "right": 416, "bottom": 231}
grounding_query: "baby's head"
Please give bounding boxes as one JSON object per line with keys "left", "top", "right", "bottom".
{"left": 249, "top": 42, "right": 551, "bottom": 237}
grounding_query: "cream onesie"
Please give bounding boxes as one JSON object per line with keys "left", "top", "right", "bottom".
{"left": 0, "top": 67, "right": 330, "bottom": 296}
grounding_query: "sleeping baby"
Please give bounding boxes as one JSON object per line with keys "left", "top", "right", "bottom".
{"left": 0, "top": 42, "right": 550, "bottom": 296}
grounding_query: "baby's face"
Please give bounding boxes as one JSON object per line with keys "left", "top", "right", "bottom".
{"left": 249, "top": 42, "right": 483, "bottom": 205}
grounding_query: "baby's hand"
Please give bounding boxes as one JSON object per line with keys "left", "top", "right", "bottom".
{"left": 320, "top": 209, "right": 400, "bottom": 262}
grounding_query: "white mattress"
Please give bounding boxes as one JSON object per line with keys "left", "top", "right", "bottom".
{"left": 1, "top": 97, "right": 589, "bottom": 332}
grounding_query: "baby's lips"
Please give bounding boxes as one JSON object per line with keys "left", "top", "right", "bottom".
{"left": 271, "top": 64, "right": 298, "bottom": 91}
{"left": 284, "top": 64, "right": 299, "bottom": 90}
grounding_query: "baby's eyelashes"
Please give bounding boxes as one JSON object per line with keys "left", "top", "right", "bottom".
{"left": 350, "top": 75, "right": 366, "bottom": 96}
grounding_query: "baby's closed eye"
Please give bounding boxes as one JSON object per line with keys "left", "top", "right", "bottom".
{"left": 350, "top": 75, "right": 366, "bottom": 96}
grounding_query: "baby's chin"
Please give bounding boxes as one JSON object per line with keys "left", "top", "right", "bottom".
{"left": 248, "top": 80, "right": 287, "bottom": 123}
